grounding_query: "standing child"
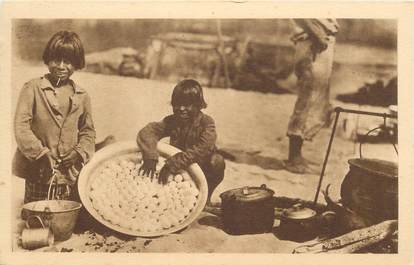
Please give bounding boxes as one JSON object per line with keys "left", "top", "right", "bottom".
{"left": 137, "top": 79, "right": 225, "bottom": 205}
{"left": 13, "top": 31, "right": 96, "bottom": 203}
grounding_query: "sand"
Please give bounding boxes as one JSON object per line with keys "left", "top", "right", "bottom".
{"left": 8, "top": 51, "right": 397, "bottom": 252}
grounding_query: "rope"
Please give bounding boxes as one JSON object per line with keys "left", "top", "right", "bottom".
{"left": 47, "top": 169, "right": 57, "bottom": 201}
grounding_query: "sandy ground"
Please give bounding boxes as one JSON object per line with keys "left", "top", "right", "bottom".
{"left": 8, "top": 49, "right": 397, "bottom": 252}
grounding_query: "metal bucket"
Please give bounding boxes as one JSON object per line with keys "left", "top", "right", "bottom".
{"left": 22, "top": 200, "right": 82, "bottom": 241}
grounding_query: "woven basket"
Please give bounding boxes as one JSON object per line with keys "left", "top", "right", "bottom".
{"left": 77, "top": 141, "right": 208, "bottom": 237}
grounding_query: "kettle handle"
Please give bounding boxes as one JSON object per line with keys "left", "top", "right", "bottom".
{"left": 260, "top": 184, "right": 267, "bottom": 189}
{"left": 359, "top": 122, "right": 398, "bottom": 159}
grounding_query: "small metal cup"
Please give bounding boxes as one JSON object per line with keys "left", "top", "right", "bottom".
{"left": 21, "top": 215, "right": 54, "bottom": 250}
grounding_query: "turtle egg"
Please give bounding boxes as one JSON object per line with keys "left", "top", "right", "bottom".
{"left": 174, "top": 174, "right": 184, "bottom": 183}
{"left": 120, "top": 159, "right": 129, "bottom": 168}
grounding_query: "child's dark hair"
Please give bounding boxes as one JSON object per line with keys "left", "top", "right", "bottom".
{"left": 42, "top": 31, "right": 85, "bottom": 70}
{"left": 171, "top": 79, "right": 207, "bottom": 109}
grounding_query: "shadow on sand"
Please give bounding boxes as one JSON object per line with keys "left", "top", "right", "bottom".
{"left": 218, "top": 148, "right": 285, "bottom": 171}
{"left": 198, "top": 215, "right": 224, "bottom": 230}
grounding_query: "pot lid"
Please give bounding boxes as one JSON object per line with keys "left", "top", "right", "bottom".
{"left": 220, "top": 184, "right": 274, "bottom": 202}
{"left": 348, "top": 158, "right": 397, "bottom": 178}
{"left": 283, "top": 204, "right": 316, "bottom": 219}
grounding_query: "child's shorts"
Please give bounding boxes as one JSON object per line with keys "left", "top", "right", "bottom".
{"left": 24, "top": 180, "right": 77, "bottom": 204}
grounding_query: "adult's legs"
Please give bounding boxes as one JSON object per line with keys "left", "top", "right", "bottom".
{"left": 285, "top": 36, "right": 335, "bottom": 174}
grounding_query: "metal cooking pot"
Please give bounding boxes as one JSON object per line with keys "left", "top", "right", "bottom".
{"left": 341, "top": 158, "right": 398, "bottom": 222}
{"left": 220, "top": 184, "right": 275, "bottom": 235}
{"left": 279, "top": 204, "right": 318, "bottom": 242}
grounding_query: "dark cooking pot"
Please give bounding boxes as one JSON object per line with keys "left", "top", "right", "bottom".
{"left": 220, "top": 184, "right": 275, "bottom": 235}
{"left": 278, "top": 204, "right": 318, "bottom": 242}
{"left": 341, "top": 158, "right": 398, "bottom": 222}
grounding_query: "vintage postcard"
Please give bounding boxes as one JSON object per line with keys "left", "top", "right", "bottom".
{"left": 0, "top": 1, "right": 413, "bottom": 265}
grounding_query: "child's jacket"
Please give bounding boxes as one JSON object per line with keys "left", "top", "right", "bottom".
{"left": 137, "top": 111, "right": 217, "bottom": 173}
{"left": 12, "top": 76, "right": 96, "bottom": 183}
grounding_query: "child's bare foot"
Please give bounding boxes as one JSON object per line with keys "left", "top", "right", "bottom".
{"left": 301, "top": 157, "right": 319, "bottom": 166}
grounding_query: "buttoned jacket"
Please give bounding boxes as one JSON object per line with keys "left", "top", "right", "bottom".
{"left": 12, "top": 75, "right": 96, "bottom": 181}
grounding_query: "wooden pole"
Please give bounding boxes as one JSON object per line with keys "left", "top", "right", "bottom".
{"left": 293, "top": 220, "right": 398, "bottom": 254}
{"left": 313, "top": 110, "right": 341, "bottom": 206}
{"left": 216, "top": 19, "right": 231, "bottom": 88}
{"left": 236, "top": 35, "right": 251, "bottom": 69}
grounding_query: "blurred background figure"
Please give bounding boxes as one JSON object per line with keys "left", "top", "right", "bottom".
{"left": 284, "top": 19, "right": 339, "bottom": 174}
{"left": 118, "top": 51, "right": 144, "bottom": 78}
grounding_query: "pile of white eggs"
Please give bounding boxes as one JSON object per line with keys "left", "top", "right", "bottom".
{"left": 88, "top": 155, "right": 200, "bottom": 232}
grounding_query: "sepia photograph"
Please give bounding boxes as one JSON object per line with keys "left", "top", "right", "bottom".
{"left": 1, "top": 1, "right": 413, "bottom": 265}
